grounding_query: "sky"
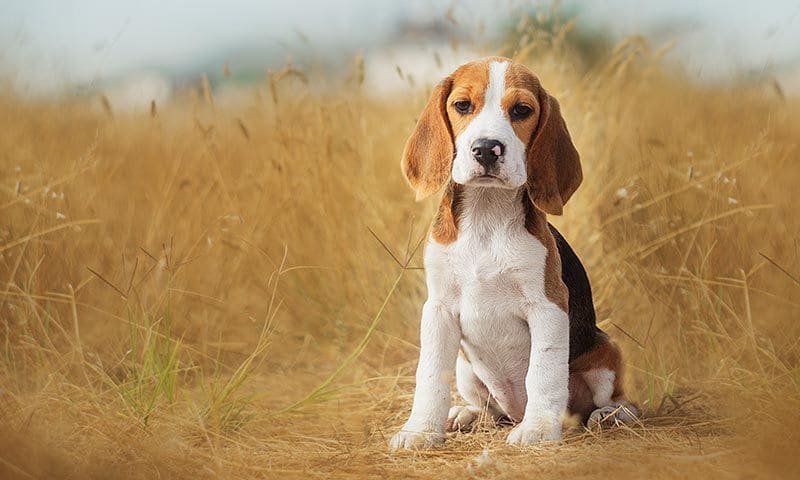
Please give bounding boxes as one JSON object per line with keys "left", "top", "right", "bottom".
{"left": 1, "top": 0, "right": 799, "bottom": 94}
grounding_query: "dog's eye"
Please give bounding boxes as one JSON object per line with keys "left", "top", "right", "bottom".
{"left": 510, "top": 104, "right": 533, "bottom": 120}
{"left": 454, "top": 100, "right": 472, "bottom": 114}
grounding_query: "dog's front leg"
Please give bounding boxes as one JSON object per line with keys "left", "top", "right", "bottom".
{"left": 507, "top": 302, "right": 569, "bottom": 445}
{"left": 390, "top": 300, "right": 460, "bottom": 450}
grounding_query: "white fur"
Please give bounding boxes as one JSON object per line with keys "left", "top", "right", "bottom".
{"left": 581, "top": 368, "right": 616, "bottom": 407}
{"left": 390, "top": 187, "right": 569, "bottom": 449}
{"left": 389, "top": 299, "right": 460, "bottom": 449}
{"left": 446, "top": 405, "right": 482, "bottom": 431}
{"left": 451, "top": 61, "right": 528, "bottom": 189}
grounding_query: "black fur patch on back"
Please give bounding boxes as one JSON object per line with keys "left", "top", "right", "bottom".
{"left": 548, "top": 224, "right": 605, "bottom": 362}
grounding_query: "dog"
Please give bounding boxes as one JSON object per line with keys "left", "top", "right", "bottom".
{"left": 390, "top": 57, "right": 637, "bottom": 450}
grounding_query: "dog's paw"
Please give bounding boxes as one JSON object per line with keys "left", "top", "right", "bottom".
{"left": 506, "top": 414, "right": 562, "bottom": 446}
{"left": 389, "top": 429, "right": 445, "bottom": 451}
{"left": 588, "top": 401, "right": 639, "bottom": 429}
{"left": 446, "top": 405, "right": 481, "bottom": 432}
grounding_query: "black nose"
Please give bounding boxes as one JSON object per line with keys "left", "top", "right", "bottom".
{"left": 471, "top": 139, "right": 505, "bottom": 168}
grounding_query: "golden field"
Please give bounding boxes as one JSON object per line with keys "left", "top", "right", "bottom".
{"left": 1, "top": 33, "right": 800, "bottom": 478}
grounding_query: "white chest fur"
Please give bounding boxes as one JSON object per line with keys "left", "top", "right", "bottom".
{"left": 423, "top": 187, "right": 554, "bottom": 419}
{"left": 424, "top": 187, "right": 549, "bottom": 320}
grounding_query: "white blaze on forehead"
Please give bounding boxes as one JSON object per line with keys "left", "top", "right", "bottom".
{"left": 484, "top": 61, "right": 509, "bottom": 115}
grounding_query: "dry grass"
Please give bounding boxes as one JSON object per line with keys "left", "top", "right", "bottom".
{"left": 2, "top": 29, "right": 800, "bottom": 479}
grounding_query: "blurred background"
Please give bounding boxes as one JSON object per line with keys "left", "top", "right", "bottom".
{"left": 3, "top": 0, "right": 800, "bottom": 105}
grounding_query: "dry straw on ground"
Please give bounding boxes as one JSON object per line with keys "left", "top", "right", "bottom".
{"left": 1, "top": 28, "right": 799, "bottom": 479}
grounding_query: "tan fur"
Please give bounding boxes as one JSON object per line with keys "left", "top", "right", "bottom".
{"left": 401, "top": 79, "right": 455, "bottom": 200}
{"left": 525, "top": 87, "right": 582, "bottom": 216}
{"left": 567, "top": 374, "right": 596, "bottom": 421}
{"left": 503, "top": 62, "right": 541, "bottom": 147}
{"left": 570, "top": 337, "right": 626, "bottom": 400}
{"left": 445, "top": 59, "right": 491, "bottom": 139}
{"left": 430, "top": 182, "right": 462, "bottom": 245}
{"left": 524, "top": 198, "right": 569, "bottom": 311}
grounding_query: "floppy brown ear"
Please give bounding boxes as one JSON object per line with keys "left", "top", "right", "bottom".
{"left": 401, "top": 78, "right": 454, "bottom": 200}
{"left": 526, "top": 90, "right": 582, "bottom": 215}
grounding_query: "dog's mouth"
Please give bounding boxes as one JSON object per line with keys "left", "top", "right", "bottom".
{"left": 469, "top": 174, "right": 506, "bottom": 185}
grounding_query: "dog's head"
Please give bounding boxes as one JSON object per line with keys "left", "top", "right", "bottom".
{"left": 401, "top": 57, "right": 582, "bottom": 215}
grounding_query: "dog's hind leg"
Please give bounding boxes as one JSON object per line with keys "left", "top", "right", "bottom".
{"left": 569, "top": 336, "right": 639, "bottom": 428}
{"left": 582, "top": 369, "right": 638, "bottom": 428}
{"left": 446, "top": 352, "right": 505, "bottom": 432}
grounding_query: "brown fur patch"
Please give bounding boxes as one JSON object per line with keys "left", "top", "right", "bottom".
{"left": 568, "top": 372, "right": 596, "bottom": 420}
{"left": 570, "top": 336, "right": 626, "bottom": 400}
{"left": 523, "top": 197, "right": 569, "bottom": 311}
{"left": 525, "top": 86, "right": 582, "bottom": 216}
{"left": 503, "top": 62, "right": 542, "bottom": 147}
{"left": 445, "top": 60, "right": 490, "bottom": 139}
{"left": 430, "top": 182, "right": 462, "bottom": 245}
{"left": 401, "top": 79, "right": 455, "bottom": 200}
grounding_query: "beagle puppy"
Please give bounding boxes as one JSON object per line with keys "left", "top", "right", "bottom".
{"left": 390, "top": 57, "right": 637, "bottom": 450}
